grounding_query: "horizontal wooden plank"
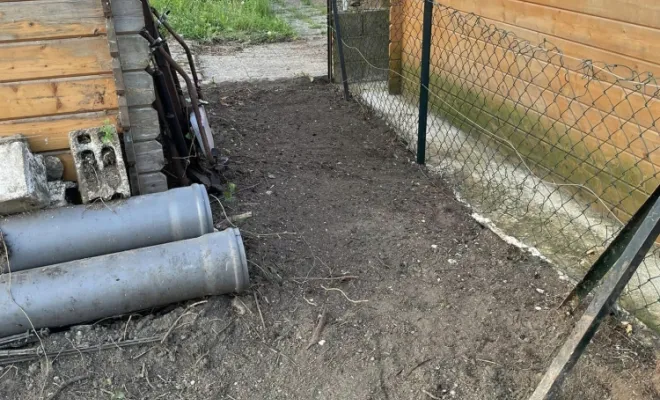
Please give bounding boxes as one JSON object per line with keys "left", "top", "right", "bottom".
{"left": 0, "top": 112, "right": 118, "bottom": 152}
{"left": 0, "top": 76, "right": 118, "bottom": 121}
{"left": 117, "top": 35, "right": 150, "bottom": 71}
{"left": 0, "top": 37, "right": 113, "bottom": 83}
{"left": 138, "top": 172, "right": 168, "bottom": 194}
{"left": 430, "top": 23, "right": 660, "bottom": 165}
{"left": 129, "top": 107, "right": 160, "bottom": 142}
{"left": 521, "top": 0, "right": 660, "bottom": 30}
{"left": 134, "top": 140, "right": 165, "bottom": 173}
{"left": 418, "top": 70, "right": 652, "bottom": 215}
{"left": 112, "top": 0, "right": 145, "bottom": 34}
{"left": 437, "top": 0, "right": 660, "bottom": 66}
{"left": 0, "top": 0, "right": 106, "bottom": 42}
{"left": 419, "top": 49, "right": 660, "bottom": 198}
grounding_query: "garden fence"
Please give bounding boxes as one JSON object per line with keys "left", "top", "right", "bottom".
{"left": 330, "top": 0, "right": 660, "bottom": 330}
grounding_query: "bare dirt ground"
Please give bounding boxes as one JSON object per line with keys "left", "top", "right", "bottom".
{"left": 1, "top": 78, "right": 659, "bottom": 400}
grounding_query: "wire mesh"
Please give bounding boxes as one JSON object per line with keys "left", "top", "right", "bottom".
{"left": 330, "top": 0, "right": 660, "bottom": 329}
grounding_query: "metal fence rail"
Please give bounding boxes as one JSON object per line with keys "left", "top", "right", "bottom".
{"left": 330, "top": 0, "right": 660, "bottom": 330}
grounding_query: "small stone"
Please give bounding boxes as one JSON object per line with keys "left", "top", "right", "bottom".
{"left": 44, "top": 156, "right": 64, "bottom": 181}
{"left": 318, "top": 340, "right": 326, "bottom": 346}
{"left": 535, "top": 288, "right": 545, "bottom": 294}
{"left": 535, "top": 306, "right": 542, "bottom": 311}
{"left": 448, "top": 259, "right": 458, "bottom": 265}
{"left": 265, "top": 191, "right": 273, "bottom": 195}
{"left": 268, "top": 174, "right": 276, "bottom": 179}
{"left": 431, "top": 244, "right": 438, "bottom": 249}
{"left": 450, "top": 390, "right": 456, "bottom": 396}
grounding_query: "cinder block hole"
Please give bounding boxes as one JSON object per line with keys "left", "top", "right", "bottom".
{"left": 77, "top": 134, "right": 91, "bottom": 144}
{"left": 101, "top": 147, "right": 117, "bottom": 167}
{"left": 79, "top": 150, "right": 97, "bottom": 166}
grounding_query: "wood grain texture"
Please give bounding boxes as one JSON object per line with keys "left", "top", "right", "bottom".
{"left": 124, "top": 71, "right": 155, "bottom": 107}
{"left": 0, "top": 37, "right": 113, "bottom": 83}
{"left": 117, "top": 35, "right": 150, "bottom": 71}
{"left": 0, "top": 0, "right": 105, "bottom": 42}
{"left": 130, "top": 107, "right": 160, "bottom": 142}
{"left": 138, "top": 172, "right": 168, "bottom": 193}
{"left": 0, "top": 112, "right": 118, "bottom": 152}
{"left": 0, "top": 76, "right": 118, "bottom": 121}
{"left": 430, "top": 23, "right": 660, "bottom": 164}
{"left": 111, "top": 0, "right": 146, "bottom": 34}
{"left": 424, "top": 69, "right": 650, "bottom": 214}
{"left": 134, "top": 140, "right": 165, "bottom": 173}
{"left": 521, "top": 0, "right": 660, "bottom": 30}
{"left": 437, "top": 0, "right": 660, "bottom": 66}
{"left": 421, "top": 55, "right": 658, "bottom": 201}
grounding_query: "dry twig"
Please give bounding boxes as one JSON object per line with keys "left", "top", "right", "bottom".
{"left": 422, "top": 389, "right": 441, "bottom": 400}
{"left": 254, "top": 292, "right": 266, "bottom": 333}
{"left": 46, "top": 374, "right": 91, "bottom": 400}
{"left": 0, "top": 336, "right": 162, "bottom": 366}
{"left": 306, "top": 309, "right": 328, "bottom": 350}
{"left": 321, "top": 285, "right": 368, "bottom": 304}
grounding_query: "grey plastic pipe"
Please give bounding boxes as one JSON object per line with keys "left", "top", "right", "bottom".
{"left": 0, "top": 184, "right": 214, "bottom": 272}
{"left": 0, "top": 228, "right": 248, "bottom": 337}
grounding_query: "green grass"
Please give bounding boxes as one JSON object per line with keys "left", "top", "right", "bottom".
{"left": 151, "top": 0, "right": 295, "bottom": 42}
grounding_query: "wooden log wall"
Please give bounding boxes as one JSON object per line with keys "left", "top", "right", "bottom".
{"left": 0, "top": 0, "right": 166, "bottom": 194}
{"left": 112, "top": 0, "right": 167, "bottom": 193}
{"left": 393, "top": 0, "right": 660, "bottom": 221}
{"left": 0, "top": 0, "right": 119, "bottom": 181}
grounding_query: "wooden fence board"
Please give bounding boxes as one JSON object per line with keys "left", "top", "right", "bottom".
{"left": 0, "top": 76, "right": 118, "bottom": 121}
{"left": 0, "top": 0, "right": 105, "bottom": 42}
{"left": 520, "top": 0, "right": 660, "bottom": 30}
{"left": 437, "top": 0, "right": 660, "bottom": 66}
{"left": 0, "top": 37, "right": 113, "bottom": 83}
{"left": 0, "top": 112, "right": 118, "bottom": 152}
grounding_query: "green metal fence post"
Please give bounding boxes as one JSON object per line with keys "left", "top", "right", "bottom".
{"left": 416, "top": 0, "right": 434, "bottom": 164}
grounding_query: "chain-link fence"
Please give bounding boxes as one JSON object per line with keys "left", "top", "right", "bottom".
{"left": 330, "top": 0, "right": 660, "bottom": 329}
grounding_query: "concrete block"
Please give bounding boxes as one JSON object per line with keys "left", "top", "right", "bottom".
{"left": 361, "top": 9, "right": 389, "bottom": 35}
{"left": 47, "top": 181, "right": 71, "bottom": 208}
{"left": 0, "top": 136, "right": 50, "bottom": 215}
{"left": 69, "top": 127, "right": 131, "bottom": 204}
{"left": 337, "top": 12, "right": 363, "bottom": 37}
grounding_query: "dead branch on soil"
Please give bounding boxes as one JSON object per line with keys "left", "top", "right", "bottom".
{"left": 0, "top": 330, "right": 46, "bottom": 349}
{"left": 46, "top": 374, "right": 92, "bottom": 400}
{"left": 216, "top": 211, "right": 253, "bottom": 230}
{"left": 321, "top": 285, "right": 368, "bottom": 304}
{"left": 293, "top": 275, "right": 358, "bottom": 284}
{"left": 253, "top": 292, "right": 266, "bottom": 334}
{"left": 210, "top": 195, "right": 295, "bottom": 238}
{"left": 0, "top": 336, "right": 162, "bottom": 366}
{"left": 161, "top": 300, "right": 208, "bottom": 344}
{"left": 306, "top": 308, "right": 328, "bottom": 350}
{"left": 422, "top": 389, "right": 441, "bottom": 400}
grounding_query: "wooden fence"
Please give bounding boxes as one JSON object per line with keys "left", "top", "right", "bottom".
{"left": 389, "top": 0, "right": 660, "bottom": 221}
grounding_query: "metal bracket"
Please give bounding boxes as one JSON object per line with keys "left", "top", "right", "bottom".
{"left": 529, "top": 184, "right": 660, "bottom": 399}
